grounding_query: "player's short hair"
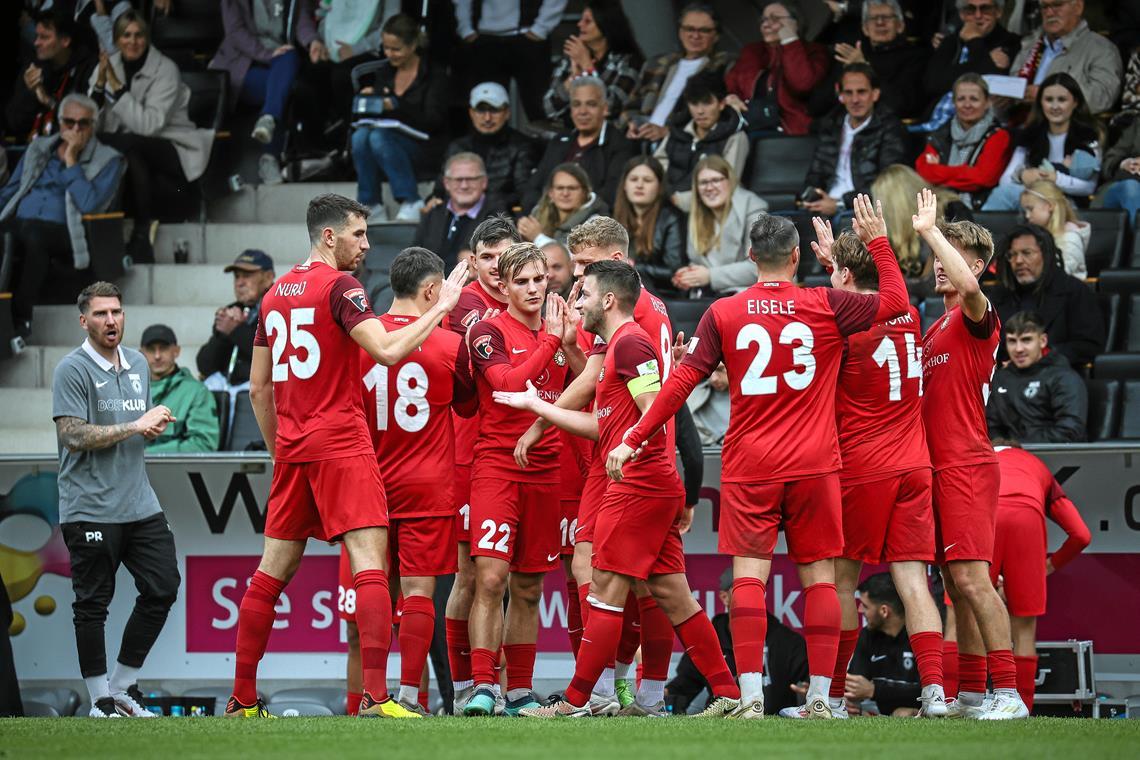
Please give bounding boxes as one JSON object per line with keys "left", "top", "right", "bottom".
{"left": 566, "top": 216, "right": 629, "bottom": 256}
{"left": 583, "top": 260, "right": 640, "bottom": 314}
{"left": 77, "top": 281, "right": 122, "bottom": 313}
{"left": 748, "top": 213, "right": 799, "bottom": 268}
{"left": 831, "top": 231, "right": 879, "bottom": 290}
{"left": 390, "top": 247, "right": 445, "bottom": 298}
{"left": 1003, "top": 310, "right": 1046, "bottom": 337}
{"left": 469, "top": 213, "right": 521, "bottom": 254}
{"left": 857, "top": 572, "right": 904, "bottom": 616}
{"left": 497, "top": 242, "right": 547, "bottom": 282}
{"left": 306, "top": 193, "right": 370, "bottom": 246}
{"left": 937, "top": 219, "right": 994, "bottom": 267}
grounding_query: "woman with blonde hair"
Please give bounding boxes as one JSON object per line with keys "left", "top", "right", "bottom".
{"left": 872, "top": 164, "right": 969, "bottom": 278}
{"left": 1019, "top": 180, "right": 1090, "bottom": 279}
{"left": 518, "top": 163, "right": 609, "bottom": 246}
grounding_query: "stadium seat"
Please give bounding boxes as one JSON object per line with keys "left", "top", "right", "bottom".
{"left": 20, "top": 687, "right": 80, "bottom": 716}
{"left": 1118, "top": 380, "right": 1140, "bottom": 438}
{"left": 212, "top": 390, "right": 231, "bottom": 449}
{"left": 1082, "top": 209, "right": 1127, "bottom": 277}
{"left": 269, "top": 687, "right": 347, "bottom": 715}
{"left": 1094, "top": 352, "right": 1140, "bottom": 381}
{"left": 1096, "top": 271, "right": 1140, "bottom": 351}
{"left": 150, "top": 0, "right": 224, "bottom": 70}
{"left": 1085, "top": 378, "right": 1121, "bottom": 441}
{"left": 1096, "top": 291, "right": 1122, "bottom": 352}
{"left": 920, "top": 298, "right": 947, "bottom": 335}
{"left": 367, "top": 222, "right": 418, "bottom": 251}
{"left": 227, "top": 390, "right": 265, "bottom": 451}
{"left": 270, "top": 701, "right": 335, "bottom": 717}
{"left": 745, "top": 135, "right": 819, "bottom": 210}
{"left": 801, "top": 274, "right": 831, "bottom": 288}
{"left": 661, "top": 297, "right": 713, "bottom": 342}
{"left": 361, "top": 227, "right": 414, "bottom": 316}
{"left": 972, "top": 211, "right": 1021, "bottom": 247}
{"left": 22, "top": 700, "right": 60, "bottom": 717}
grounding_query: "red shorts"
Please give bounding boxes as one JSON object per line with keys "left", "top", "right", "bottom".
{"left": 390, "top": 515, "right": 458, "bottom": 577}
{"left": 989, "top": 509, "right": 1047, "bottom": 617}
{"left": 719, "top": 474, "right": 842, "bottom": 564}
{"left": 841, "top": 469, "right": 934, "bottom": 564}
{"left": 265, "top": 454, "right": 387, "bottom": 542}
{"left": 932, "top": 462, "right": 1000, "bottom": 564}
{"left": 468, "top": 477, "right": 560, "bottom": 573}
{"left": 559, "top": 499, "right": 579, "bottom": 556}
{"left": 593, "top": 490, "right": 686, "bottom": 580}
{"left": 454, "top": 464, "right": 472, "bottom": 544}
{"left": 573, "top": 471, "right": 608, "bottom": 544}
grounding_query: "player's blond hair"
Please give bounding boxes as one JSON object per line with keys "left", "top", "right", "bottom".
{"left": 938, "top": 219, "right": 995, "bottom": 267}
{"left": 566, "top": 215, "right": 629, "bottom": 256}
{"left": 497, "top": 242, "right": 547, "bottom": 282}
{"left": 831, "top": 231, "right": 879, "bottom": 290}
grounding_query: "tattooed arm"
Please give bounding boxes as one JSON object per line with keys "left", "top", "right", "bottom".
{"left": 55, "top": 405, "right": 174, "bottom": 452}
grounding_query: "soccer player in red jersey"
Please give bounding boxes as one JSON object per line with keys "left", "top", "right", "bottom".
{"left": 913, "top": 188, "right": 1029, "bottom": 719}
{"left": 224, "top": 194, "right": 466, "bottom": 719}
{"left": 608, "top": 195, "right": 910, "bottom": 719}
{"left": 991, "top": 441, "right": 1090, "bottom": 712}
{"left": 463, "top": 243, "right": 582, "bottom": 716}
{"left": 494, "top": 261, "right": 740, "bottom": 719}
{"left": 809, "top": 224, "right": 949, "bottom": 717}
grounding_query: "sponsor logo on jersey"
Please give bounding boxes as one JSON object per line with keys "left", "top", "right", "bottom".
{"left": 97, "top": 398, "right": 147, "bottom": 412}
{"left": 460, "top": 310, "right": 481, "bottom": 329}
{"left": 472, "top": 334, "right": 493, "bottom": 359}
{"left": 636, "top": 359, "right": 659, "bottom": 377}
{"left": 596, "top": 405, "right": 613, "bottom": 419}
{"left": 536, "top": 368, "right": 551, "bottom": 386}
{"left": 128, "top": 373, "right": 142, "bottom": 395}
{"left": 554, "top": 350, "right": 566, "bottom": 366}
{"left": 686, "top": 336, "right": 700, "bottom": 354}
{"left": 1024, "top": 380, "right": 1040, "bottom": 399}
{"left": 343, "top": 287, "right": 370, "bottom": 312}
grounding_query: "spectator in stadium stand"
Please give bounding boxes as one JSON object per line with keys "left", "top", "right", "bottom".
{"left": 1099, "top": 116, "right": 1140, "bottom": 229}
{"left": 5, "top": 11, "right": 96, "bottom": 141}
{"left": 982, "top": 73, "right": 1103, "bottom": 212}
{"left": 621, "top": 3, "right": 735, "bottom": 143}
{"left": 723, "top": 1, "right": 829, "bottom": 137}
{"left": 541, "top": 0, "right": 643, "bottom": 129}
{"left": 611, "top": 156, "right": 688, "bottom": 296}
{"left": 844, "top": 573, "right": 921, "bottom": 717}
{"left": 671, "top": 154, "right": 768, "bottom": 296}
{"left": 350, "top": 14, "right": 447, "bottom": 223}
{"left": 915, "top": 73, "right": 1012, "bottom": 209}
{"left": 518, "top": 163, "right": 608, "bottom": 247}
{"left": 0, "top": 92, "right": 123, "bottom": 341}
{"left": 140, "top": 324, "right": 221, "bottom": 453}
{"left": 1008, "top": 0, "right": 1122, "bottom": 115}
{"left": 1116, "top": 48, "right": 1140, "bottom": 126}
{"left": 523, "top": 75, "right": 633, "bottom": 211}
{"left": 414, "top": 153, "right": 506, "bottom": 271}
{"left": 541, "top": 240, "right": 574, "bottom": 299}
{"left": 67, "top": 0, "right": 132, "bottom": 56}
{"left": 665, "top": 567, "right": 808, "bottom": 716}
{"left": 209, "top": 0, "right": 319, "bottom": 186}
{"left": 86, "top": 9, "right": 215, "bottom": 265}
{"left": 986, "top": 311, "right": 1087, "bottom": 443}
{"left": 686, "top": 361, "right": 729, "bottom": 445}
{"left": 424, "top": 82, "right": 538, "bottom": 213}
{"left": 196, "top": 250, "right": 276, "bottom": 391}
{"left": 989, "top": 441, "right": 1091, "bottom": 713}
{"left": 653, "top": 71, "right": 748, "bottom": 196}
{"left": 986, "top": 223, "right": 1104, "bottom": 366}
{"left": 1019, "top": 180, "right": 1089, "bottom": 279}
{"left": 800, "top": 63, "right": 908, "bottom": 224}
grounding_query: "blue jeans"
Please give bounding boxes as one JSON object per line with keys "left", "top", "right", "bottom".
{"left": 351, "top": 127, "right": 421, "bottom": 205}
{"left": 240, "top": 50, "right": 300, "bottom": 154}
{"left": 1103, "top": 179, "right": 1140, "bottom": 228}
{"left": 980, "top": 182, "right": 1024, "bottom": 211}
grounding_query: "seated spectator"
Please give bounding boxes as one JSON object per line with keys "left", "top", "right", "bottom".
{"left": 210, "top": 0, "right": 318, "bottom": 185}
{"left": 1008, "top": 0, "right": 1122, "bottom": 116}
{"left": 983, "top": 73, "right": 1102, "bottom": 212}
{"left": 987, "top": 311, "right": 1087, "bottom": 443}
{"left": 0, "top": 93, "right": 122, "bottom": 338}
{"left": 541, "top": 240, "right": 574, "bottom": 299}
{"left": 197, "top": 250, "right": 276, "bottom": 391}
{"left": 87, "top": 9, "right": 215, "bottom": 263}
{"left": 621, "top": 3, "right": 735, "bottom": 143}
{"left": 1099, "top": 115, "right": 1140, "bottom": 228}
{"left": 801, "top": 63, "right": 907, "bottom": 223}
{"left": 672, "top": 155, "right": 768, "bottom": 295}
{"left": 524, "top": 75, "right": 633, "bottom": 209}
{"left": 1116, "top": 47, "right": 1140, "bottom": 127}
{"left": 414, "top": 153, "right": 505, "bottom": 270}
{"left": 986, "top": 223, "right": 1104, "bottom": 366}
{"left": 612, "top": 156, "right": 687, "bottom": 295}
{"left": 70, "top": 0, "right": 132, "bottom": 56}
{"left": 542, "top": 0, "right": 643, "bottom": 128}
{"left": 518, "top": 163, "right": 608, "bottom": 247}
{"left": 686, "top": 361, "right": 729, "bottom": 445}
{"left": 6, "top": 11, "right": 96, "bottom": 141}
{"left": 427, "top": 82, "right": 538, "bottom": 212}
{"left": 350, "top": 15, "right": 447, "bottom": 222}
{"left": 724, "top": 1, "right": 829, "bottom": 137}
{"left": 1019, "top": 180, "right": 1089, "bottom": 278}
{"left": 916, "top": 73, "right": 1012, "bottom": 209}
{"left": 845, "top": 573, "right": 921, "bottom": 717}
{"left": 872, "top": 164, "right": 972, "bottom": 282}
{"left": 654, "top": 72, "right": 748, "bottom": 196}
{"left": 141, "top": 323, "right": 220, "bottom": 453}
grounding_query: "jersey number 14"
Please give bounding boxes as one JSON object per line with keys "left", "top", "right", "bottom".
{"left": 871, "top": 333, "right": 923, "bottom": 400}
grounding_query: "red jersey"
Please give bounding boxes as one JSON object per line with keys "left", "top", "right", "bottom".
{"left": 360, "top": 314, "right": 477, "bottom": 517}
{"left": 995, "top": 446, "right": 1090, "bottom": 570}
{"left": 253, "top": 261, "right": 375, "bottom": 462}
{"left": 445, "top": 281, "right": 505, "bottom": 467}
{"left": 836, "top": 306, "right": 930, "bottom": 483}
{"left": 921, "top": 301, "right": 1001, "bottom": 471}
{"left": 469, "top": 311, "right": 570, "bottom": 482}
{"left": 597, "top": 322, "right": 683, "bottom": 496}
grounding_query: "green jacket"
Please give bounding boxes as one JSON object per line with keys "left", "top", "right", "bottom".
{"left": 147, "top": 366, "right": 220, "bottom": 453}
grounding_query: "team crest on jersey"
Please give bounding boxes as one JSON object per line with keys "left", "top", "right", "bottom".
{"left": 554, "top": 350, "right": 566, "bottom": 366}
{"left": 128, "top": 373, "right": 142, "bottom": 394}
{"left": 460, "top": 309, "right": 481, "bottom": 329}
{"left": 536, "top": 368, "right": 551, "bottom": 386}
{"left": 343, "top": 287, "right": 370, "bottom": 313}
{"left": 1024, "top": 380, "right": 1040, "bottom": 399}
{"left": 472, "top": 334, "right": 493, "bottom": 359}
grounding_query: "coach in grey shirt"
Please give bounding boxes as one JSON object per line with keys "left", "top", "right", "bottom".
{"left": 52, "top": 281, "right": 180, "bottom": 719}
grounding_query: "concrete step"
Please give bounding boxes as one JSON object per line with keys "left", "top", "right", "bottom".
{"left": 155, "top": 223, "right": 310, "bottom": 265}
{"left": 208, "top": 182, "right": 357, "bottom": 223}
{"left": 120, "top": 265, "right": 233, "bottom": 307}
{"left": 29, "top": 305, "right": 216, "bottom": 350}
{"left": 1, "top": 388, "right": 54, "bottom": 430}
{"left": 0, "top": 427, "right": 57, "bottom": 455}
{"left": 0, "top": 344, "right": 203, "bottom": 389}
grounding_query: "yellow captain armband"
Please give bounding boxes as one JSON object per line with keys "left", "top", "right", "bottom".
{"left": 626, "top": 359, "right": 661, "bottom": 398}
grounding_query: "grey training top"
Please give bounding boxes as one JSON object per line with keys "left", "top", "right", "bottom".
{"left": 51, "top": 340, "right": 162, "bottom": 524}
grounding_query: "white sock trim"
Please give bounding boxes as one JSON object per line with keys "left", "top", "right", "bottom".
{"left": 739, "top": 672, "right": 764, "bottom": 702}
{"left": 615, "top": 661, "right": 634, "bottom": 680}
{"left": 397, "top": 685, "right": 419, "bottom": 705}
{"left": 637, "top": 679, "right": 665, "bottom": 706}
{"left": 808, "top": 675, "right": 832, "bottom": 700}
{"left": 85, "top": 675, "right": 111, "bottom": 702}
{"left": 586, "top": 595, "right": 624, "bottom": 613}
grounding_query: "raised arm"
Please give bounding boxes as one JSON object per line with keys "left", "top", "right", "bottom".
{"left": 352, "top": 262, "right": 467, "bottom": 365}
{"left": 913, "top": 188, "right": 988, "bottom": 322}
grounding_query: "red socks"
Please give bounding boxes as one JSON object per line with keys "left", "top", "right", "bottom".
{"left": 565, "top": 578, "right": 583, "bottom": 657}
{"left": 638, "top": 596, "right": 673, "bottom": 682}
{"left": 398, "top": 595, "right": 435, "bottom": 689}
{"left": 675, "top": 611, "right": 740, "bottom": 699}
{"left": 943, "top": 640, "right": 959, "bottom": 697}
{"left": 830, "top": 628, "right": 860, "bottom": 699}
{"left": 346, "top": 691, "right": 363, "bottom": 716}
{"left": 616, "top": 591, "right": 641, "bottom": 667}
{"left": 909, "top": 630, "right": 944, "bottom": 688}
{"left": 233, "top": 570, "right": 286, "bottom": 704}
{"left": 353, "top": 569, "right": 392, "bottom": 700}
{"left": 470, "top": 647, "right": 498, "bottom": 687}
{"left": 729, "top": 577, "right": 767, "bottom": 675}
{"left": 987, "top": 648, "right": 1017, "bottom": 691}
{"left": 444, "top": 617, "right": 472, "bottom": 682}
{"left": 1014, "top": 655, "right": 1037, "bottom": 711}
{"left": 803, "top": 583, "right": 841, "bottom": 678}
{"left": 566, "top": 604, "right": 623, "bottom": 706}
{"left": 503, "top": 643, "right": 538, "bottom": 693}
{"left": 959, "top": 652, "right": 988, "bottom": 695}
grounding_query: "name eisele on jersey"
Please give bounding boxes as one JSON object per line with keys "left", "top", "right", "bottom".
{"left": 275, "top": 282, "right": 307, "bottom": 297}
{"left": 746, "top": 299, "right": 796, "bottom": 316}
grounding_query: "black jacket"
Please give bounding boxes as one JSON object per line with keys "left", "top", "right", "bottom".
{"left": 809, "top": 37, "right": 931, "bottom": 120}
{"left": 432, "top": 127, "right": 539, "bottom": 210}
{"left": 523, "top": 121, "right": 634, "bottom": 210}
{"left": 803, "top": 108, "right": 908, "bottom": 206}
{"left": 660, "top": 107, "right": 747, "bottom": 194}
{"left": 196, "top": 299, "right": 261, "bottom": 386}
{"left": 986, "top": 275, "right": 1105, "bottom": 367}
{"left": 632, "top": 205, "right": 688, "bottom": 296}
{"left": 414, "top": 195, "right": 508, "bottom": 271}
{"left": 848, "top": 626, "right": 919, "bottom": 716}
{"left": 922, "top": 25, "right": 1022, "bottom": 103}
{"left": 355, "top": 57, "right": 449, "bottom": 170}
{"left": 987, "top": 352, "right": 1088, "bottom": 443}
{"left": 5, "top": 52, "right": 96, "bottom": 140}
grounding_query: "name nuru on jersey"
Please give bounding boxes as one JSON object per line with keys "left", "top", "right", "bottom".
{"left": 746, "top": 298, "right": 796, "bottom": 315}
{"left": 275, "top": 282, "right": 307, "bottom": 298}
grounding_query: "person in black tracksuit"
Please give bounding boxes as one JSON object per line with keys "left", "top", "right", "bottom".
{"left": 846, "top": 573, "right": 921, "bottom": 716}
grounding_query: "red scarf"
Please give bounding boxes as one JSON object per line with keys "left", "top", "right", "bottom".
{"left": 1017, "top": 35, "right": 1045, "bottom": 81}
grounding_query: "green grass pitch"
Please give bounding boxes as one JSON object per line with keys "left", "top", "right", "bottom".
{"left": 2, "top": 716, "right": 1139, "bottom": 759}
